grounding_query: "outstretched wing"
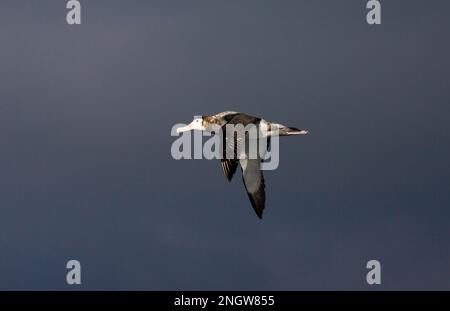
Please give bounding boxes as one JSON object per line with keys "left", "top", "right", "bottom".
{"left": 240, "top": 159, "right": 265, "bottom": 219}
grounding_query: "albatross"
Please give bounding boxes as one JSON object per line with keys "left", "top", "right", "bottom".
{"left": 177, "top": 111, "right": 308, "bottom": 219}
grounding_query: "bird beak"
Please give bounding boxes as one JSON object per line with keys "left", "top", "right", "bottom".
{"left": 176, "top": 123, "right": 193, "bottom": 133}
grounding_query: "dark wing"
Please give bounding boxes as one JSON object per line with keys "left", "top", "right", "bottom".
{"left": 240, "top": 159, "right": 265, "bottom": 219}
{"left": 219, "top": 123, "right": 240, "bottom": 181}
{"left": 220, "top": 159, "right": 238, "bottom": 182}
{"left": 227, "top": 113, "right": 261, "bottom": 126}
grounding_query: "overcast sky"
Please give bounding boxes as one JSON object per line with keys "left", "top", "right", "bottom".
{"left": 0, "top": 0, "right": 449, "bottom": 290}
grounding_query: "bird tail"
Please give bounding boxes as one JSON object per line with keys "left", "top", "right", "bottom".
{"left": 270, "top": 123, "right": 309, "bottom": 136}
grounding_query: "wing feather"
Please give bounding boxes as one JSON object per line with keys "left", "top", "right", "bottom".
{"left": 240, "top": 159, "right": 265, "bottom": 219}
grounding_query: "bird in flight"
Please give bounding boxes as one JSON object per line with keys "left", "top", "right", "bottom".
{"left": 176, "top": 111, "right": 308, "bottom": 219}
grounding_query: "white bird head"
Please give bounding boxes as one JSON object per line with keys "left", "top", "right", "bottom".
{"left": 176, "top": 116, "right": 207, "bottom": 133}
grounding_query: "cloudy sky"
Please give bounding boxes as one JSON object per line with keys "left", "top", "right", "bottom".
{"left": 0, "top": 1, "right": 449, "bottom": 290}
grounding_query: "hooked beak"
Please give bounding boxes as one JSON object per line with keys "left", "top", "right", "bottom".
{"left": 176, "top": 123, "right": 193, "bottom": 133}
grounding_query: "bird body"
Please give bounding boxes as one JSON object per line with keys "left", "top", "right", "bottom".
{"left": 177, "top": 111, "right": 308, "bottom": 218}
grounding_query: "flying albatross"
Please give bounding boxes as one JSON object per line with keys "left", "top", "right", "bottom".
{"left": 177, "top": 111, "right": 308, "bottom": 219}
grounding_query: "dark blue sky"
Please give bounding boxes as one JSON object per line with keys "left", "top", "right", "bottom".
{"left": 0, "top": 1, "right": 449, "bottom": 290}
